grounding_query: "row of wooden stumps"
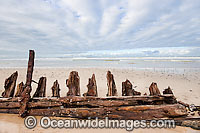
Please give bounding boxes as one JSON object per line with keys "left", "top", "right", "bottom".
{"left": 0, "top": 50, "right": 199, "bottom": 130}
{"left": 1, "top": 69, "right": 173, "bottom": 99}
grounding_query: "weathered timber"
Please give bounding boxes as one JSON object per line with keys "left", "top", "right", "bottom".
{"left": 0, "top": 97, "right": 20, "bottom": 102}
{"left": 19, "top": 50, "right": 35, "bottom": 117}
{"left": 51, "top": 80, "right": 60, "bottom": 97}
{"left": 0, "top": 95, "right": 177, "bottom": 109}
{"left": 2, "top": 71, "right": 18, "bottom": 98}
{"left": 66, "top": 71, "right": 80, "bottom": 96}
{"left": 149, "top": 82, "right": 161, "bottom": 96}
{"left": 4, "top": 108, "right": 199, "bottom": 130}
{"left": 106, "top": 71, "right": 117, "bottom": 96}
{"left": 83, "top": 74, "right": 98, "bottom": 96}
{"left": 0, "top": 104, "right": 187, "bottom": 120}
{"left": 26, "top": 104, "right": 187, "bottom": 119}
{"left": 122, "top": 79, "right": 141, "bottom": 96}
{"left": 15, "top": 82, "right": 24, "bottom": 97}
{"left": 163, "top": 86, "right": 173, "bottom": 95}
{"left": 33, "top": 77, "right": 46, "bottom": 97}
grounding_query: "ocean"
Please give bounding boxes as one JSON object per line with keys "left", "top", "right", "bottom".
{"left": 0, "top": 57, "right": 200, "bottom": 74}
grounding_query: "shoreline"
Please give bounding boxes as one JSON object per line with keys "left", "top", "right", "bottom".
{"left": 0, "top": 67, "right": 199, "bottom": 105}
{"left": 0, "top": 67, "right": 199, "bottom": 132}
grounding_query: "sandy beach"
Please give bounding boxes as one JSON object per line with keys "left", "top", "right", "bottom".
{"left": 0, "top": 67, "right": 199, "bottom": 132}
{"left": 0, "top": 68, "right": 199, "bottom": 104}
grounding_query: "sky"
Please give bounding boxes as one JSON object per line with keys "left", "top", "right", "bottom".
{"left": 0, "top": 0, "right": 200, "bottom": 58}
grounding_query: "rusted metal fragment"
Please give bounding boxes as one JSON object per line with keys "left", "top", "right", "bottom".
{"left": 66, "top": 71, "right": 80, "bottom": 96}
{"left": 163, "top": 86, "right": 173, "bottom": 95}
{"left": 15, "top": 82, "right": 25, "bottom": 97}
{"left": 83, "top": 74, "right": 98, "bottom": 96}
{"left": 19, "top": 50, "right": 34, "bottom": 117}
{"left": 106, "top": 71, "right": 117, "bottom": 96}
{"left": 33, "top": 77, "right": 46, "bottom": 97}
{"left": 2, "top": 71, "right": 18, "bottom": 98}
{"left": 149, "top": 82, "right": 161, "bottom": 96}
{"left": 51, "top": 80, "right": 60, "bottom": 97}
{"left": 122, "top": 79, "right": 141, "bottom": 96}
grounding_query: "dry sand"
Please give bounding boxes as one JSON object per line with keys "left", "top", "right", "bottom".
{"left": 0, "top": 68, "right": 200, "bottom": 132}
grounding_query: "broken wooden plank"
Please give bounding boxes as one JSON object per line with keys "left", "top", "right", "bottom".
{"left": 0, "top": 95, "right": 177, "bottom": 109}
{"left": 163, "top": 86, "right": 173, "bottom": 95}
{"left": 33, "top": 77, "right": 46, "bottom": 97}
{"left": 26, "top": 104, "right": 187, "bottom": 120}
{"left": 106, "top": 71, "right": 117, "bottom": 96}
{"left": 15, "top": 82, "right": 24, "bottom": 97}
{"left": 122, "top": 79, "right": 141, "bottom": 96}
{"left": 149, "top": 82, "right": 161, "bottom": 96}
{"left": 51, "top": 80, "right": 60, "bottom": 97}
{"left": 66, "top": 71, "right": 80, "bottom": 96}
{"left": 2, "top": 71, "right": 18, "bottom": 98}
{"left": 19, "top": 50, "right": 35, "bottom": 117}
{"left": 83, "top": 74, "right": 98, "bottom": 96}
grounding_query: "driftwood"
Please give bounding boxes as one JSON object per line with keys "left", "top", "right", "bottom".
{"left": 163, "top": 86, "right": 173, "bottom": 95}
{"left": 149, "top": 82, "right": 161, "bottom": 96}
{"left": 51, "top": 80, "right": 60, "bottom": 97}
{"left": 15, "top": 82, "right": 24, "bottom": 97}
{"left": 83, "top": 74, "right": 98, "bottom": 96}
{"left": 19, "top": 50, "right": 35, "bottom": 117}
{"left": 2, "top": 71, "right": 18, "bottom": 98}
{"left": 33, "top": 77, "right": 46, "bottom": 97}
{"left": 122, "top": 79, "right": 141, "bottom": 96}
{"left": 66, "top": 71, "right": 80, "bottom": 96}
{"left": 106, "top": 71, "right": 117, "bottom": 96}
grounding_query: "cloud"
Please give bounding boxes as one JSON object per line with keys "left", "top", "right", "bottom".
{"left": 0, "top": 0, "right": 199, "bottom": 58}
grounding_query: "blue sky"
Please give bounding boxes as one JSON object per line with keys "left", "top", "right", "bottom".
{"left": 0, "top": 0, "right": 200, "bottom": 58}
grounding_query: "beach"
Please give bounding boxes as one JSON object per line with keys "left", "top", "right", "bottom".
{"left": 0, "top": 67, "right": 200, "bottom": 104}
{"left": 0, "top": 67, "right": 200, "bottom": 132}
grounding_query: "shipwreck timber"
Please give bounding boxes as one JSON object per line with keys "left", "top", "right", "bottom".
{"left": 0, "top": 50, "right": 199, "bottom": 130}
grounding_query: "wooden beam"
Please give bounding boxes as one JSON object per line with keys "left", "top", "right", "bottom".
{"left": 106, "top": 71, "right": 117, "bottom": 96}
{"left": 15, "top": 82, "right": 24, "bottom": 97}
{"left": 2, "top": 71, "right": 18, "bottom": 98}
{"left": 51, "top": 80, "right": 60, "bottom": 97}
{"left": 122, "top": 79, "right": 141, "bottom": 96}
{"left": 83, "top": 74, "right": 98, "bottom": 96}
{"left": 66, "top": 71, "right": 80, "bottom": 96}
{"left": 33, "top": 77, "right": 46, "bottom": 97}
{"left": 19, "top": 50, "right": 35, "bottom": 117}
{"left": 163, "top": 86, "right": 173, "bottom": 95}
{"left": 149, "top": 82, "right": 161, "bottom": 96}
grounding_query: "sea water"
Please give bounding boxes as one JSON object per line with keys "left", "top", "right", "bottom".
{"left": 0, "top": 57, "right": 200, "bottom": 74}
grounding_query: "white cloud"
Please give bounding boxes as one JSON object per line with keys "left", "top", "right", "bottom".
{"left": 0, "top": 0, "right": 199, "bottom": 57}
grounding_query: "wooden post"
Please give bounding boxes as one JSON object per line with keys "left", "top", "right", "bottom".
{"left": 51, "top": 80, "right": 60, "bottom": 97}
{"left": 122, "top": 79, "right": 141, "bottom": 96}
{"left": 33, "top": 77, "right": 46, "bottom": 97}
{"left": 83, "top": 74, "right": 98, "bottom": 96}
{"left": 2, "top": 71, "right": 18, "bottom": 98}
{"left": 106, "top": 71, "right": 117, "bottom": 96}
{"left": 19, "top": 50, "right": 35, "bottom": 117}
{"left": 122, "top": 79, "right": 133, "bottom": 96}
{"left": 163, "top": 86, "right": 173, "bottom": 95}
{"left": 66, "top": 71, "right": 80, "bottom": 96}
{"left": 15, "top": 82, "right": 24, "bottom": 97}
{"left": 149, "top": 82, "right": 161, "bottom": 96}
